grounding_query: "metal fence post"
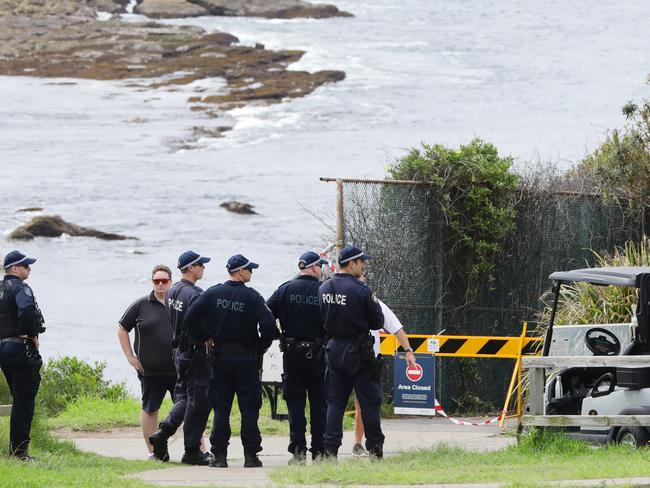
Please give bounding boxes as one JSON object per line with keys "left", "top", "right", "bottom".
{"left": 336, "top": 178, "right": 344, "bottom": 251}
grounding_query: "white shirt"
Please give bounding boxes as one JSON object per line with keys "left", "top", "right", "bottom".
{"left": 371, "top": 299, "right": 403, "bottom": 356}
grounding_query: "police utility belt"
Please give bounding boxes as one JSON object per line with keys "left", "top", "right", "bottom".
{"left": 280, "top": 337, "right": 323, "bottom": 359}
{"left": 0, "top": 337, "right": 43, "bottom": 369}
{"left": 329, "top": 334, "right": 374, "bottom": 356}
{"left": 207, "top": 342, "right": 258, "bottom": 361}
{"left": 174, "top": 332, "right": 203, "bottom": 353}
{"left": 0, "top": 337, "right": 25, "bottom": 343}
{"left": 330, "top": 334, "right": 383, "bottom": 381}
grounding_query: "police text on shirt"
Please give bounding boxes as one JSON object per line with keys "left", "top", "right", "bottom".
{"left": 321, "top": 293, "right": 347, "bottom": 305}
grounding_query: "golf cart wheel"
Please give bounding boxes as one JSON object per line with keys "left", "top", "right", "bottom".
{"left": 616, "top": 427, "right": 650, "bottom": 448}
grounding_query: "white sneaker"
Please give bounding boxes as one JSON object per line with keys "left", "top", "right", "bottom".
{"left": 352, "top": 443, "right": 368, "bottom": 457}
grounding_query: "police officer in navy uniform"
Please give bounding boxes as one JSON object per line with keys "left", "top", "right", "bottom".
{"left": 0, "top": 250, "right": 45, "bottom": 461}
{"left": 149, "top": 251, "right": 212, "bottom": 465}
{"left": 319, "top": 245, "right": 385, "bottom": 460}
{"left": 185, "top": 254, "right": 276, "bottom": 469}
{"left": 267, "top": 251, "right": 328, "bottom": 464}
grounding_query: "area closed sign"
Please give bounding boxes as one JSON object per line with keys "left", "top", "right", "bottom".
{"left": 394, "top": 353, "right": 435, "bottom": 415}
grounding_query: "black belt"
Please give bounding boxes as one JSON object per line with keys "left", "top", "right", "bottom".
{"left": 0, "top": 337, "right": 25, "bottom": 344}
{"left": 285, "top": 339, "right": 318, "bottom": 348}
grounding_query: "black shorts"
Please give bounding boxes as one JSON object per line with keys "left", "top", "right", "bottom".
{"left": 139, "top": 374, "right": 176, "bottom": 413}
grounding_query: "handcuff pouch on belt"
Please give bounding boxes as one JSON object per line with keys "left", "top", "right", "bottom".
{"left": 176, "top": 332, "right": 205, "bottom": 379}
{"left": 281, "top": 337, "right": 324, "bottom": 360}
{"left": 25, "top": 340, "right": 43, "bottom": 370}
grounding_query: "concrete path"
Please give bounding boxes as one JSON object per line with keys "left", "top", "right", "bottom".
{"left": 61, "top": 418, "right": 650, "bottom": 487}
{"left": 61, "top": 417, "right": 513, "bottom": 486}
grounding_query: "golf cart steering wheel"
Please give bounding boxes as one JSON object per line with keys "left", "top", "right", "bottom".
{"left": 585, "top": 328, "right": 620, "bottom": 356}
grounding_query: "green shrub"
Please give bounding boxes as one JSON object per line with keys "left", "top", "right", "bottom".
{"left": 38, "top": 356, "right": 128, "bottom": 415}
{"left": 576, "top": 92, "right": 650, "bottom": 209}
{"left": 389, "top": 138, "right": 520, "bottom": 295}
{"left": 1, "top": 357, "right": 127, "bottom": 415}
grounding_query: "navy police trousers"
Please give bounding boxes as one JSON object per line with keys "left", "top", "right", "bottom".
{"left": 0, "top": 341, "right": 41, "bottom": 456}
{"left": 208, "top": 353, "right": 263, "bottom": 455}
{"left": 282, "top": 349, "right": 326, "bottom": 456}
{"left": 323, "top": 339, "right": 384, "bottom": 455}
{"left": 159, "top": 348, "right": 210, "bottom": 451}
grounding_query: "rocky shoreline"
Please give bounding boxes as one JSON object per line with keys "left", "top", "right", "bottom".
{"left": 132, "top": 0, "right": 352, "bottom": 19}
{"left": 0, "top": 0, "right": 349, "bottom": 138}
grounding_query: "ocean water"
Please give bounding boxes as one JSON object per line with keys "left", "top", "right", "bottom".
{"left": 1, "top": 0, "right": 649, "bottom": 390}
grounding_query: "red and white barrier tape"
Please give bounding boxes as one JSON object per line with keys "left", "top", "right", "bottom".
{"left": 434, "top": 399, "right": 504, "bottom": 426}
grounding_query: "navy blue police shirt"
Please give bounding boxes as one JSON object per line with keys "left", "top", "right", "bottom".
{"left": 165, "top": 279, "right": 203, "bottom": 344}
{"left": 267, "top": 275, "right": 324, "bottom": 341}
{"left": 319, "top": 273, "right": 384, "bottom": 340}
{"left": 165, "top": 279, "right": 203, "bottom": 342}
{"left": 0, "top": 275, "right": 42, "bottom": 338}
{"left": 185, "top": 280, "right": 276, "bottom": 352}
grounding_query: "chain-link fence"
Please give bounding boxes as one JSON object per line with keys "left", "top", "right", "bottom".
{"left": 325, "top": 178, "right": 647, "bottom": 412}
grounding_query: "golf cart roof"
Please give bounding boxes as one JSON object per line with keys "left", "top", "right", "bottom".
{"left": 549, "top": 267, "right": 650, "bottom": 287}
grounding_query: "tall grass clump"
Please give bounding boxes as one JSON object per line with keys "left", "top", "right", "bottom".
{"left": 537, "top": 238, "right": 650, "bottom": 331}
{"left": 0, "top": 412, "right": 76, "bottom": 457}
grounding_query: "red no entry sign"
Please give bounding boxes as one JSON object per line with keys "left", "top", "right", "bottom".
{"left": 406, "top": 363, "right": 423, "bottom": 382}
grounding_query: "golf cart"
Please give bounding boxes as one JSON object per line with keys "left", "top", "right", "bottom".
{"left": 542, "top": 266, "right": 650, "bottom": 446}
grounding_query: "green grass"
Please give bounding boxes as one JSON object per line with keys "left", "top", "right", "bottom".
{"left": 270, "top": 429, "right": 650, "bottom": 486}
{"left": 49, "top": 397, "right": 172, "bottom": 431}
{"left": 0, "top": 417, "right": 168, "bottom": 488}
{"left": 48, "top": 394, "right": 352, "bottom": 434}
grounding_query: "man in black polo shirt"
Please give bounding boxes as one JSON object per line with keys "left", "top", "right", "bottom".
{"left": 118, "top": 264, "right": 176, "bottom": 459}
{"left": 149, "top": 250, "right": 212, "bottom": 465}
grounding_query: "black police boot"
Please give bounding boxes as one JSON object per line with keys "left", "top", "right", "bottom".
{"left": 181, "top": 448, "right": 211, "bottom": 466}
{"left": 11, "top": 442, "right": 36, "bottom": 462}
{"left": 322, "top": 448, "right": 338, "bottom": 462}
{"left": 148, "top": 427, "right": 172, "bottom": 462}
{"left": 311, "top": 450, "right": 324, "bottom": 462}
{"left": 13, "top": 452, "right": 36, "bottom": 462}
{"left": 288, "top": 447, "right": 307, "bottom": 465}
{"left": 244, "top": 451, "right": 263, "bottom": 468}
{"left": 209, "top": 450, "right": 228, "bottom": 468}
{"left": 368, "top": 447, "right": 383, "bottom": 461}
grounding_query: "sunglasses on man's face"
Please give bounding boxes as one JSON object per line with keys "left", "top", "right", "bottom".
{"left": 152, "top": 278, "right": 171, "bottom": 285}
{"left": 193, "top": 263, "right": 205, "bottom": 269}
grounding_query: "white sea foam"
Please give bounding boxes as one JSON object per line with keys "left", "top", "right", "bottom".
{"left": 96, "top": 11, "right": 112, "bottom": 21}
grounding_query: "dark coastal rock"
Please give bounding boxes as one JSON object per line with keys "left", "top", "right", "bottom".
{"left": 0, "top": 0, "right": 129, "bottom": 17}
{"left": 203, "top": 69, "right": 345, "bottom": 104}
{"left": 220, "top": 201, "right": 257, "bottom": 215}
{"left": 17, "top": 207, "right": 44, "bottom": 212}
{"left": 134, "top": 0, "right": 352, "bottom": 19}
{"left": 135, "top": 0, "right": 209, "bottom": 18}
{"left": 9, "top": 215, "right": 137, "bottom": 241}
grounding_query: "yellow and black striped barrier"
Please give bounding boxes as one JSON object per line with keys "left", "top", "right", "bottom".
{"left": 379, "top": 333, "right": 542, "bottom": 359}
